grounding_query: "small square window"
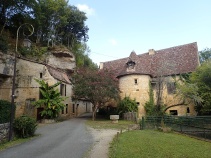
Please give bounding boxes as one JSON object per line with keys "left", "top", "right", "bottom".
{"left": 170, "top": 110, "right": 178, "bottom": 115}
{"left": 187, "top": 107, "right": 190, "bottom": 113}
{"left": 167, "top": 82, "right": 176, "bottom": 94}
{"left": 40, "top": 73, "right": 43, "bottom": 78}
{"left": 134, "top": 79, "right": 138, "bottom": 85}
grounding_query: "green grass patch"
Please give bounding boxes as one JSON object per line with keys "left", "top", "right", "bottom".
{"left": 0, "top": 136, "right": 38, "bottom": 151}
{"left": 86, "top": 119, "right": 135, "bottom": 130}
{"left": 109, "top": 130, "right": 211, "bottom": 158}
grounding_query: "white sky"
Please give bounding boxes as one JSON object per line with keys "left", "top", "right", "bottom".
{"left": 69, "top": 0, "right": 211, "bottom": 65}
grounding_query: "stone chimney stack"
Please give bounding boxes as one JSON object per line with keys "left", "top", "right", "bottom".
{"left": 148, "top": 49, "right": 155, "bottom": 55}
{"left": 99, "top": 62, "right": 104, "bottom": 69}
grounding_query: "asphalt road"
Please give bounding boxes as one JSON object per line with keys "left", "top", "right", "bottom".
{"left": 0, "top": 114, "right": 93, "bottom": 158}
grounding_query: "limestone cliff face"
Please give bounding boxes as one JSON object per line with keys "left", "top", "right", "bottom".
{"left": 46, "top": 48, "right": 75, "bottom": 72}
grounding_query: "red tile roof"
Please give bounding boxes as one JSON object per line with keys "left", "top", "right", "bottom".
{"left": 101, "top": 42, "right": 199, "bottom": 77}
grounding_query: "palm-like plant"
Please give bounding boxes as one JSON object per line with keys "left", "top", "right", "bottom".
{"left": 33, "top": 79, "right": 66, "bottom": 119}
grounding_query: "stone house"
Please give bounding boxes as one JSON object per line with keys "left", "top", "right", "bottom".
{"left": 100, "top": 42, "right": 199, "bottom": 118}
{"left": 72, "top": 99, "right": 93, "bottom": 117}
{"left": 0, "top": 49, "right": 83, "bottom": 120}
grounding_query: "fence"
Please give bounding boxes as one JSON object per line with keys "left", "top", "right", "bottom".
{"left": 141, "top": 116, "right": 211, "bottom": 140}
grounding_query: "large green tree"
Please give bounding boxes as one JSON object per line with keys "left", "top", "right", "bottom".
{"left": 190, "top": 61, "right": 211, "bottom": 115}
{"left": 73, "top": 68, "right": 120, "bottom": 120}
{"left": 177, "top": 61, "right": 211, "bottom": 115}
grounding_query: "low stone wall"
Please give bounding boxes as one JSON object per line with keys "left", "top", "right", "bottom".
{"left": 0, "top": 123, "right": 9, "bottom": 142}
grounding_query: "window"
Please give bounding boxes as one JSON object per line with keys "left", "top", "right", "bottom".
{"left": 187, "top": 107, "right": 190, "bottom": 113}
{"left": 40, "top": 73, "right": 42, "bottom": 78}
{"left": 170, "top": 110, "right": 178, "bottom": 115}
{"left": 66, "top": 104, "right": 68, "bottom": 114}
{"left": 136, "top": 102, "right": 140, "bottom": 105}
{"left": 60, "top": 84, "right": 66, "bottom": 96}
{"left": 62, "top": 107, "right": 64, "bottom": 114}
{"left": 151, "top": 82, "right": 156, "bottom": 89}
{"left": 72, "top": 104, "right": 75, "bottom": 113}
{"left": 134, "top": 79, "right": 138, "bottom": 85}
{"left": 167, "top": 82, "right": 176, "bottom": 94}
{"left": 127, "top": 60, "right": 135, "bottom": 70}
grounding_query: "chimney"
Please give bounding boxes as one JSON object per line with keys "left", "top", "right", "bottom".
{"left": 148, "top": 49, "right": 155, "bottom": 55}
{"left": 99, "top": 62, "right": 104, "bottom": 69}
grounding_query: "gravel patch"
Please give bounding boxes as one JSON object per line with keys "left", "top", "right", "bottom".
{"left": 85, "top": 127, "right": 119, "bottom": 158}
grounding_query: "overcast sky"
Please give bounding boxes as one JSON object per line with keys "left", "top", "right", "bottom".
{"left": 69, "top": 0, "right": 211, "bottom": 65}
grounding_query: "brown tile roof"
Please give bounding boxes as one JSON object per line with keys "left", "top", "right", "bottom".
{"left": 102, "top": 42, "right": 199, "bottom": 77}
{"left": 46, "top": 65, "right": 71, "bottom": 84}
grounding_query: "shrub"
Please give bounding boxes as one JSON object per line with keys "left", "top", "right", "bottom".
{"left": 117, "top": 96, "right": 138, "bottom": 116}
{"left": 0, "top": 100, "right": 11, "bottom": 123}
{"left": 13, "top": 115, "right": 37, "bottom": 138}
{"left": 33, "top": 79, "right": 66, "bottom": 119}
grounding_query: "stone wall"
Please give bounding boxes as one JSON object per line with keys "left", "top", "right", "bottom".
{"left": 119, "top": 74, "right": 151, "bottom": 118}
{"left": 0, "top": 123, "right": 9, "bottom": 143}
{"left": 72, "top": 100, "right": 93, "bottom": 117}
{"left": 119, "top": 74, "right": 196, "bottom": 118}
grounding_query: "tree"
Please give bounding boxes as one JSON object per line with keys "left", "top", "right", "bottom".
{"left": 177, "top": 61, "right": 211, "bottom": 115}
{"left": 33, "top": 79, "right": 66, "bottom": 119}
{"left": 73, "top": 68, "right": 120, "bottom": 120}
{"left": 150, "top": 59, "right": 176, "bottom": 115}
{"left": 190, "top": 61, "right": 211, "bottom": 115}
{"left": 199, "top": 48, "right": 211, "bottom": 63}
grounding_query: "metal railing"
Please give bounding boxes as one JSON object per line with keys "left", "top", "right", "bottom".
{"left": 141, "top": 116, "right": 211, "bottom": 140}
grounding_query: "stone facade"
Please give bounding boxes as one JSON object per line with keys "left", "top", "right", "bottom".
{"left": 0, "top": 123, "right": 9, "bottom": 143}
{"left": 72, "top": 99, "right": 93, "bottom": 117}
{"left": 100, "top": 42, "right": 199, "bottom": 118}
{"left": 0, "top": 49, "right": 82, "bottom": 120}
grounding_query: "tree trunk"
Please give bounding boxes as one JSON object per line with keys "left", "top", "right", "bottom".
{"left": 92, "top": 106, "right": 98, "bottom": 121}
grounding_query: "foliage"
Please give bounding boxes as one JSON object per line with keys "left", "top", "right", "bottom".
{"left": 177, "top": 61, "right": 211, "bottom": 115}
{"left": 72, "top": 42, "right": 98, "bottom": 69}
{"left": 145, "top": 82, "right": 165, "bottom": 116}
{"left": 109, "top": 130, "right": 211, "bottom": 158}
{"left": 0, "top": 35, "right": 8, "bottom": 53}
{"left": 117, "top": 96, "right": 138, "bottom": 116}
{"left": 190, "top": 61, "right": 211, "bottom": 115}
{"left": 199, "top": 48, "right": 211, "bottom": 63}
{"left": 0, "top": 0, "right": 89, "bottom": 49}
{"left": 33, "top": 79, "right": 66, "bottom": 119}
{"left": 0, "top": 100, "right": 11, "bottom": 123}
{"left": 13, "top": 115, "right": 37, "bottom": 138}
{"left": 73, "top": 68, "right": 120, "bottom": 120}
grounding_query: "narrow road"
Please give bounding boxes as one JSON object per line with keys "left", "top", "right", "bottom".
{"left": 0, "top": 114, "right": 93, "bottom": 158}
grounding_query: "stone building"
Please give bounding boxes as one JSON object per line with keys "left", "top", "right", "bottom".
{"left": 0, "top": 49, "right": 88, "bottom": 120}
{"left": 100, "top": 42, "right": 199, "bottom": 118}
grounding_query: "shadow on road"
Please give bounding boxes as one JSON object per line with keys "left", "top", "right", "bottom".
{"left": 78, "top": 112, "right": 92, "bottom": 119}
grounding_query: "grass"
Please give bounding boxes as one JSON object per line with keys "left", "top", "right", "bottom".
{"left": 85, "top": 118, "right": 136, "bottom": 130}
{"left": 109, "top": 130, "right": 211, "bottom": 158}
{"left": 0, "top": 136, "right": 38, "bottom": 151}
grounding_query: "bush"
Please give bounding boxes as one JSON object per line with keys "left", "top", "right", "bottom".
{"left": 117, "top": 96, "right": 138, "bottom": 117}
{"left": 13, "top": 115, "right": 37, "bottom": 138}
{"left": 0, "top": 100, "right": 11, "bottom": 123}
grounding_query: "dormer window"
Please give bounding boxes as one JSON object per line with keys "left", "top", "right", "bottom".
{"left": 127, "top": 60, "right": 135, "bottom": 69}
